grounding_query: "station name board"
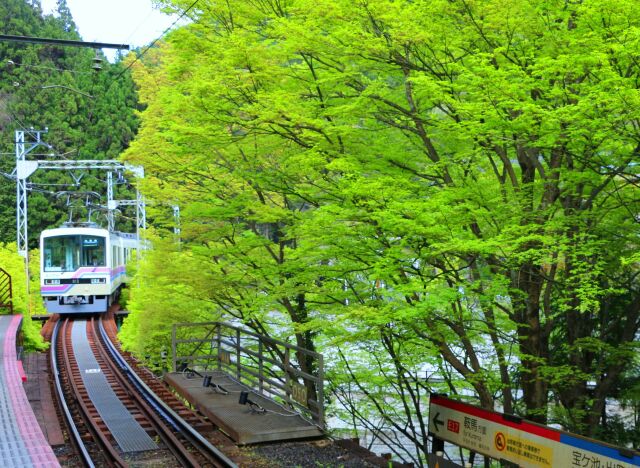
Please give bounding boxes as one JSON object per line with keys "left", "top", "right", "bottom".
{"left": 428, "top": 394, "right": 640, "bottom": 468}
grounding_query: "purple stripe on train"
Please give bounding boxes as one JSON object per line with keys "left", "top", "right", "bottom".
{"left": 71, "top": 267, "right": 111, "bottom": 277}
{"left": 41, "top": 266, "right": 127, "bottom": 294}
{"left": 41, "top": 285, "right": 71, "bottom": 293}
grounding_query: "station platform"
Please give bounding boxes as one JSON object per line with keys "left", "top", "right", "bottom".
{"left": 0, "top": 315, "right": 60, "bottom": 467}
{"left": 23, "top": 352, "right": 65, "bottom": 447}
{"left": 165, "top": 370, "right": 324, "bottom": 445}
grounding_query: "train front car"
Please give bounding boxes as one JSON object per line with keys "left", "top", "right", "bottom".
{"left": 40, "top": 225, "right": 114, "bottom": 314}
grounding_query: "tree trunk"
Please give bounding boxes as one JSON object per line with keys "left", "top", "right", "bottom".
{"left": 513, "top": 262, "right": 549, "bottom": 424}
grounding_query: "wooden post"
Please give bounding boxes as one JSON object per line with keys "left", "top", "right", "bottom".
{"left": 258, "top": 340, "right": 264, "bottom": 394}
{"left": 171, "top": 324, "right": 177, "bottom": 372}
{"left": 317, "top": 353, "right": 324, "bottom": 427}
{"left": 216, "top": 323, "right": 222, "bottom": 371}
{"left": 236, "top": 329, "right": 241, "bottom": 380}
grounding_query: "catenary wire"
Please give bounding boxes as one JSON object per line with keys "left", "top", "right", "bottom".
{"left": 108, "top": 0, "right": 200, "bottom": 90}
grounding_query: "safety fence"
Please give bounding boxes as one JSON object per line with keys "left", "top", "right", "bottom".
{"left": 171, "top": 321, "right": 324, "bottom": 428}
{"left": 0, "top": 268, "right": 13, "bottom": 315}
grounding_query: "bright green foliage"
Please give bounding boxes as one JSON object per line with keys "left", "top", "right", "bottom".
{"left": 123, "top": 0, "right": 640, "bottom": 462}
{"left": 119, "top": 233, "right": 223, "bottom": 360}
{"left": 0, "top": 243, "right": 46, "bottom": 350}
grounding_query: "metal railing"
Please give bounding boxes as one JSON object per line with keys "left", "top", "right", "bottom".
{"left": 171, "top": 321, "right": 325, "bottom": 428}
{"left": 0, "top": 267, "right": 13, "bottom": 315}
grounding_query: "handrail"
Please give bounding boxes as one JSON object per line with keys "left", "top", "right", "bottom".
{"left": 0, "top": 267, "right": 13, "bottom": 315}
{"left": 173, "top": 321, "right": 323, "bottom": 357}
{"left": 172, "top": 321, "right": 325, "bottom": 428}
{"left": 98, "top": 318, "right": 237, "bottom": 468}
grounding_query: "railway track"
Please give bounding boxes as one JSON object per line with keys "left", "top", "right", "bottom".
{"left": 51, "top": 315, "right": 237, "bottom": 467}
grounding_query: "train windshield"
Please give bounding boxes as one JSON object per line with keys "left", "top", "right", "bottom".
{"left": 43, "top": 235, "right": 106, "bottom": 272}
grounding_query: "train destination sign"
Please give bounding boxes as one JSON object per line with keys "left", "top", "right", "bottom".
{"left": 428, "top": 394, "right": 640, "bottom": 468}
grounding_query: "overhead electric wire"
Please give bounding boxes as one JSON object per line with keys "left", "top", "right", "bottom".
{"left": 3, "top": 5, "right": 197, "bottom": 228}
{"left": 121, "top": 8, "right": 158, "bottom": 46}
{"left": 5, "top": 2, "right": 201, "bottom": 128}
{"left": 6, "top": 60, "right": 92, "bottom": 75}
{"left": 109, "top": 0, "right": 200, "bottom": 88}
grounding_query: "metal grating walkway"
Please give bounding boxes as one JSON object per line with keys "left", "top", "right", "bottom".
{"left": 165, "top": 370, "right": 323, "bottom": 445}
{"left": 72, "top": 320, "right": 157, "bottom": 453}
{"left": 0, "top": 315, "right": 59, "bottom": 467}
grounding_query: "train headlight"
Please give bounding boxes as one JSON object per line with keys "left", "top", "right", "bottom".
{"left": 91, "top": 278, "right": 106, "bottom": 284}
{"left": 44, "top": 279, "right": 60, "bottom": 285}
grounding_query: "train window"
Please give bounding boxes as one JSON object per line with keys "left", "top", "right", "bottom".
{"left": 81, "top": 236, "right": 106, "bottom": 267}
{"left": 112, "top": 245, "right": 121, "bottom": 266}
{"left": 43, "top": 235, "right": 106, "bottom": 272}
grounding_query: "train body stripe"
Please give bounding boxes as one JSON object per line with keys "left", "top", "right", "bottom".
{"left": 41, "top": 266, "right": 127, "bottom": 295}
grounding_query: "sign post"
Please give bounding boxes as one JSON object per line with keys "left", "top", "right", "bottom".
{"left": 428, "top": 394, "right": 640, "bottom": 468}
{"left": 427, "top": 452, "right": 465, "bottom": 468}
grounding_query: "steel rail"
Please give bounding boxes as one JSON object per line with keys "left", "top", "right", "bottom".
{"left": 89, "top": 318, "right": 201, "bottom": 467}
{"left": 60, "top": 319, "right": 127, "bottom": 467}
{"left": 98, "top": 316, "right": 238, "bottom": 468}
{"left": 50, "top": 319, "right": 94, "bottom": 468}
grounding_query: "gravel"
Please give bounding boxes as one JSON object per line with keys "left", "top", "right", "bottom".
{"left": 248, "top": 439, "right": 387, "bottom": 467}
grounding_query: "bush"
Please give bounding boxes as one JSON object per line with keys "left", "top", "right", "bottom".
{"left": 0, "top": 243, "right": 47, "bottom": 351}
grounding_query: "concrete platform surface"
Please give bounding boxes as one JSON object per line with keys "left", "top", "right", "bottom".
{"left": 165, "top": 370, "right": 323, "bottom": 445}
{"left": 23, "top": 352, "right": 65, "bottom": 447}
{"left": 0, "top": 315, "right": 60, "bottom": 467}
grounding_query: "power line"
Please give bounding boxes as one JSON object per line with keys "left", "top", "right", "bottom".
{"left": 6, "top": 60, "right": 93, "bottom": 75}
{"left": 41, "top": 85, "right": 93, "bottom": 98}
{"left": 122, "top": 8, "right": 158, "bottom": 46}
{"left": 109, "top": 0, "right": 200, "bottom": 88}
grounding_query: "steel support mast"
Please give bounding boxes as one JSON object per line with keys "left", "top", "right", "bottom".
{"left": 107, "top": 171, "right": 114, "bottom": 231}
{"left": 14, "top": 130, "right": 146, "bottom": 292}
{"left": 15, "top": 152, "right": 146, "bottom": 245}
{"left": 15, "top": 129, "right": 50, "bottom": 257}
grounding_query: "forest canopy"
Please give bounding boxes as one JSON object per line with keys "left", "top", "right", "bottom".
{"left": 0, "top": 0, "right": 140, "bottom": 244}
{"left": 119, "top": 0, "right": 640, "bottom": 460}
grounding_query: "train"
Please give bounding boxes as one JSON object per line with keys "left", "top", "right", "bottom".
{"left": 40, "top": 222, "right": 139, "bottom": 314}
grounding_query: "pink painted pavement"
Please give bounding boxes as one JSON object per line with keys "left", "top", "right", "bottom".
{"left": 3, "top": 315, "right": 60, "bottom": 467}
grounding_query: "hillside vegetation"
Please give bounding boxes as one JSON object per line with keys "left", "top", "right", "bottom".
{"left": 0, "top": 0, "right": 139, "bottom": 244}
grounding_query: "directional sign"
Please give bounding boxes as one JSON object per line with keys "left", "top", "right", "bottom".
{"left": 428, "top": 394, "right": 640, "bottom": 468}
{"left": 433, "top": 411, "right": 444, "bottom": 433}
